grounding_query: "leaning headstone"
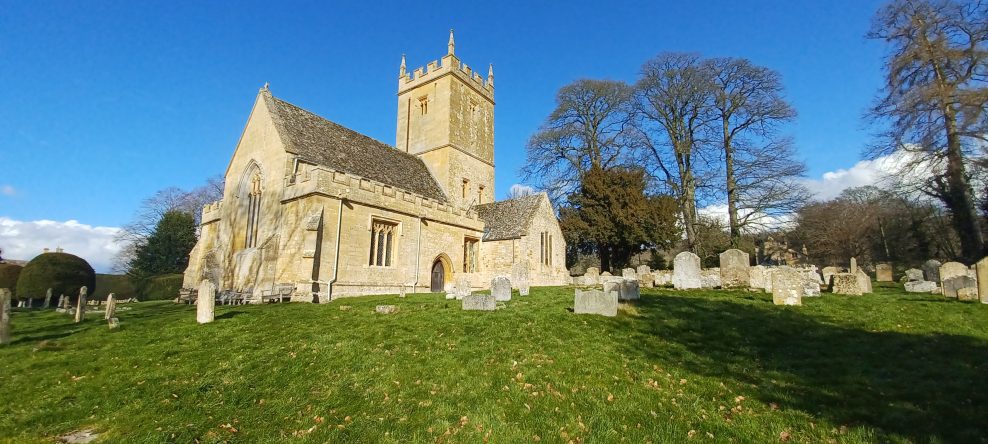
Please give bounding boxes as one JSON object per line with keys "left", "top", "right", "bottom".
{"left": 904, "top": 268, "right": 924, "bottom": 282}
{"left": 56, "top": 295, "right": 66, "bottom": 310}
{"left": 856, "top": 269, "right": 873, "bottom": 294}
{"left": 850, "top": 257, "right": 858, "bottom": 274}
{"left": 512, "top": 263, "right": 530, "bottom": 296}
{"left": 672, "top": 252, "right": 702, "bottom": 290}
{"left": 639, "top": 273, "right": 655, "bottom": 288}
{"left": 42, "top": 288, "right": 52, "bottom": 309}
{"left": 196, "top": 280, "right": 216, "bottom": 324}
{"left": 622, "top": 268, "right": 637, "bottom": 280}
{"left": 875, "top": 263, "right": 893, "bottom": 282}
{"left": 942, "top": 275, "right": 976, "bottom": 298}
{"left": 462, "top": 294, "right": 496, "bottom": 311}
{"left": 0, "top": 288, "right": 10, "bottom": 345}
{"left": 922, "top": 259, "right": 942, "bottom": 282}
{"left": 956, "top": 287, "right": 979, "bottom": 301}
{"left": 104, "top": 293, "right": 117, "bottom": 320}
{"left": 831, "top": 273, "right": 862, "bottom": 295}
{"left": 939, "top": 262, "right": 968, "bottom": 284}
{"left": 619, "top": 279, "right": 640, "bottom": 301}
{"left": 749, "top": 265, "right": 768, "bottom": 290}
{"left": 771, "top": 268, "right": 803, "bottom": 306}
{"left": 976, "top": 257, "right": 988, "bottom": 304}
{"left": 491, "top": 276, "right": 511, "bottom": 302}
{"left": 905, "top": 280, "right": 937, "bottom": 293}
{"left": 61, "top": 294, "right": 70, "bottom": 310}
{"left": 375, "top": 305, "right": 398, "bottom": 314}
{"left": 574, "top": 288, "right": 617, "bottom": 317}
{"left": 719, "top": 249, "right": 751, "bottom": 289}
{"left": 802, "top": 273, "right": 822, "bottom": 297}
{"left": 74, "top": 286, "right": 88, "bottom": 323}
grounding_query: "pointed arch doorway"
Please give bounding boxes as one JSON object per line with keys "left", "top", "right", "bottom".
{"left": 430, "top": 259, "right": 445, "bottom": 292}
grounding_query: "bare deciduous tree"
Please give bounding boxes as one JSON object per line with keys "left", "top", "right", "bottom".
{"left": 868, "top": 0, "right": 988, "bottom": 262}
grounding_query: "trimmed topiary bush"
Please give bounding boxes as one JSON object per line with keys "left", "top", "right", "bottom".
{"left": 139, "top": 274, "right": 184, "bottom": 301}
{"left": 16, "top": 252, "right": 96, "bottom": 305}
{"left": 0, "top": 263, "right": 23, "bottom": 299}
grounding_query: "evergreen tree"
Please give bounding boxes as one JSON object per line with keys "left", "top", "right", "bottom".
{"left": 128, "top": 210, "right": 197, "bottom": 280}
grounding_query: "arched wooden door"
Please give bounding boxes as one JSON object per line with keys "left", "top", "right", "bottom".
{"left": 430, "top": 259, "right": 445, "bottom": 292}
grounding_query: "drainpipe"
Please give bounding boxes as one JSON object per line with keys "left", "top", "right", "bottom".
{"left": 326, "top": 196, "right": 345, "bottom": 301}
{"left": 412, "top": 216, "right": 423, "bottom": 293}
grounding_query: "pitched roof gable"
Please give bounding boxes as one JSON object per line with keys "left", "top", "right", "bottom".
{"left": 473, "top": 193, "right": 548, "bottom": 241}
{"left": 261, "top": 91, "right": 448, "bottom": 202}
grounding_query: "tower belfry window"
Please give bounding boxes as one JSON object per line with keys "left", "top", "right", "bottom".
{"left": 419, "top": 96, "right": 429, "bottom": 115}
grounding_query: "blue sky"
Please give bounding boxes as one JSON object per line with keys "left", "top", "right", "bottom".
{"left": 0, "top": 0, "right": 889, "bottom": 268}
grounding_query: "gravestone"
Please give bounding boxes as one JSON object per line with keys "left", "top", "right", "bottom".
{"left": 621, "top": 268, "right": 636, "bottom": 280}
{"left": 719, "top": 249, "right": 751, "bottom": 289}
{"left": 636, "top": 265, "right": 651, "bottom": 279}
{"left": 584, "top": 267, "right": 600, "bottom": 285}
{"left": 875, "top": 263, "right": 893, "bottom": 282}
{"left": 619, "top": 279, "right": 640, "bottom": 301}
{"left": 512, "top": 263, "right": 530, "bottom": 296}
{"left": 821, "top": 266, "right": 840, "bottom": 286}
{"left": 491, "top": 276, "right": 512, "bottom": 302}
{"left": 573, "top": 288, "right": 617, "bottom": 317}
{"left": 107, "top": 318, "right": 120, "bottom": 329}
{"left": 904, "top": 268, "right": 924, "bottom": 282}
{"left": 672, "top": 252, "right": 702, "bottom": 290}
{"left": 905, "top": 280, "right": 937, "bottom": 293}
{"left": 803, "top": 273, "right": 822, "bottom": 297}
{"left": 603, "top": 281, "right": 621, "bottom": 301}
{"left": 749, "top": 265, "right": 768, "bottom": 290}
{"left": 56, "top": 295, "right": 66, "bottom": 310}
{"left": 0, "top": 288, "right": 10, "bottom": 345}
{"left": 922, "top": 259, "right": 942, "bottom": 282}
{"left": 197, "top": 280, "right": 216, "bottom": 324}
{"left": 956, "top": 287, "right": 979, "bottom": 301}
{"left": 74, "top": 286, "right": 88, "bottom": 323}
{"left": 462, "top": 294, "right": 496, "bottom": 311}
{"left": 456, "top": 277, "right": 472, "bottom": 300}
{"left": 104, "top": 293, "right": 116, "bottom": 320}
{"left": 856, "top": 269, "right": 873, "bottom": 294}
{"left": 831, "top": 273, "right": 862, "bottom": 295}
{"left": 375, "top": 305, "right": 398, "bottom": 314}
{"left": 942, "top": 275, "right": 976, "bottom": 298}
{"left": 43, "top": 288, "right": 52, "bottom": 309}
{"left": 977, "top": 257, "right": 988, "bottom": 304}
{"left": 639, "top": 273, "right": 655, "bottom": 288}
{"left": 654, "top": 270, "right": 673, "bottom": 286}
{"left": 771, "top": 268, "right": 803, "bottom": 306}
{"left": 61, "top": 294, "right": 70, "bottom": 310}
{"left": 939, "top": 262, "right": 968, "bottom": 283}
{"left": 850, "top": 257, "right": 858, "bottom": 274}
{"left": 700, "top": 269, "right": 721, "bottom": 288}
{"left": 399, "top": 285, "right": 406, "bottom": 298}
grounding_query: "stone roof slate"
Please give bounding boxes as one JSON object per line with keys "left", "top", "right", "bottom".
{"left": 474, "top": 194, "right": 545, "bottom": 241}
{"left": 264, "top": 92, "right": 448, "bottom": 202}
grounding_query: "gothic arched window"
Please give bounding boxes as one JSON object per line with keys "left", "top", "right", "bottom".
{"left": 241, "top": 164, "right": 263, "bottom": 249}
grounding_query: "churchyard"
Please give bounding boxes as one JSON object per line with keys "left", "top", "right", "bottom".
{"left": 1, "top": 281, "right": 986, "bottom": 443}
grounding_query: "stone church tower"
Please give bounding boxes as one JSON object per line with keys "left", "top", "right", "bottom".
{"left": 395, "top": 30, "right": 495, "bottom": 209}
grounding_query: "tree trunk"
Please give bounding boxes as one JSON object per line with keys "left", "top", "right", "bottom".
{"left": 597, "top": 242, "right": 611, "bottom": 273}
{"left": 944, "top": 111, "right": 984, "bottom": 262}
{"left": 724, "top": 120, "right": 740, "bottom": 247}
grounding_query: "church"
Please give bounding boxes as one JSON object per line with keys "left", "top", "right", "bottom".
{"left": 181, "top": 32, "right": 570, "bottom": 301}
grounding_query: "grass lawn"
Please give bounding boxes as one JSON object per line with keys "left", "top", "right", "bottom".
{"left": 1, "top": 283, "right": 986, "bottom": 443}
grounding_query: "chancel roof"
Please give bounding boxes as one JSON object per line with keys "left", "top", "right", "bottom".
{"left": 474, "top": 194, "right": 546, "bottom": 241}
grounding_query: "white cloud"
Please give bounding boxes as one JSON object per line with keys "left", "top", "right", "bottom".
{"left": 0, "top": 217, "right": 124, "bottom": 273}
{"left": 507, "top": 183, "right": 537, "bottom": 198}
{"left": 0, "top": 185, "right": 15, "bottom": 196}
{"left": 801, "top": 151, "right": 928, "bottom": 201}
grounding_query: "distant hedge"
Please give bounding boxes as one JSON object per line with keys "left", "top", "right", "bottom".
{"left": 140, "top": 274, "right": 184, "bottom": 301}
{"left": 92, "top": 274, "right": 137, "bottom": 301}
{"left": 0, "top": 263, "right": 23, "bottom": 298}
{"left": 16, "top": 252, "right": 96, "bottom": 304}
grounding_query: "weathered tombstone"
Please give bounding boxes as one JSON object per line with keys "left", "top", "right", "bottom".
{"left": 398, "top": 285, "right": 406, "bottom": 298}
{"left": 905, "top": 280, "right": 937, "bottom": 293}
{"left": 196, "top": 280, "right": 216, "bottom": 324}
{"left": 42, "top": 288, "right": 52, "bottom": 309}
{"left": 74, "top": 286, "right": 88, "bottom": 323}
{"left": 939, "top": 262, "right": 968, "bottom": 283}
{"left": 56, "top": 295, "right": 65, "bottom": 311}
{"left": 875, "top": 263, "right": 893, "bottom": 282}
{"left": 821, "top": 266, "right": 840, "bottom": 287}
{"left": 831, "top": 273, "right": 862, "bottom": 295}
{"left": 749, "top": 265, "right": 768, "bottom": 290}
{"left": 904, "top": 268, "right": 924, "bottom": 282}
{"left": 856, "top": 269, "right": 873, "bottom": 294}
{"left": 700, "top": 269, "right": 721, "bottom": 288}
{"left": 619, "top": 279, "right": 640, "bottom": 301}
{"left": 622, "top": 268, "right": 637, "bottom": 280}
{"left": 956, "top": 287, "right": 979, "bottom": 301}
{"left": 61, "top": 294, "right": 70, "bottom": 310}
{"left": 491, "top": 276, "right": 511, "bottom": 302}
{"left": 462, "top": 293, "right": 496, "bottom": 311}
{"left": 922, "top": 259, "right": 942, "bottom": 282}
{"left": 603, "top": 281, "right": 621, "bottom": 301}
{"left": 639, "top": 272, "right": 655, "bottom": 288}
{"left": 512, "top": 263, "right": 530, "bottom": 296}
{"left": 636, "top": 265, "right": 651, "bottom": 279}
{"left": 719, "top": 249, "right": 751, "bottom": 289}
{"left": 672, "top": 252, "right": 702, "bottom": 290}
{"left": 654, "top": 270, "right": 673, "bottom": 286}
{"left": 771, "top": 268, "right": 803, "bottom": 306}
{"left": 0, "top": 288, "right": 10, "bottom": 345}
{"left": 977, "top": 257, "right": 988, "bottom": 303}
{"left": 584, "top": 267, "right": 600, "bottom": 285}
{"left": 455, "top": 276, "right": 472, "bottom": 300}
{"left": 104, "top": 293, "right": 117, "bottom": 320}
{"left": 802, "top": 273, "right": 822, "bottom": 297}
{"left": 850, "top": 257, "right": 858, "bottom": 274}
{"left": 942, "top": 275, "right": 976, "bottom": 298}
{"left": 375, "top": 305, "right": 398, "bottom": 314}
{"left": 600, "top": 271, "right": 612, "bottom": 278}
{"left": 107, "top": 318, "right": 120, "bottom": 329}
{"left": 573, "top": 288, "right": 617, "bottom": 317}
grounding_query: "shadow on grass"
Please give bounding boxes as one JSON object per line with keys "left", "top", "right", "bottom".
{"left": 215, "top": 311, "right": 244, "bottom": 320}
{"left": 630, "top": 294, "right": 988, "bottom": 442}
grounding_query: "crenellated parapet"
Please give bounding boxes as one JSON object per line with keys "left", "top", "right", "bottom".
{"left": 398, "top": 30, "right": 494, "bottom": 103}
{"left": 201, "top": 200, "right": 223, "bottom": 225}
